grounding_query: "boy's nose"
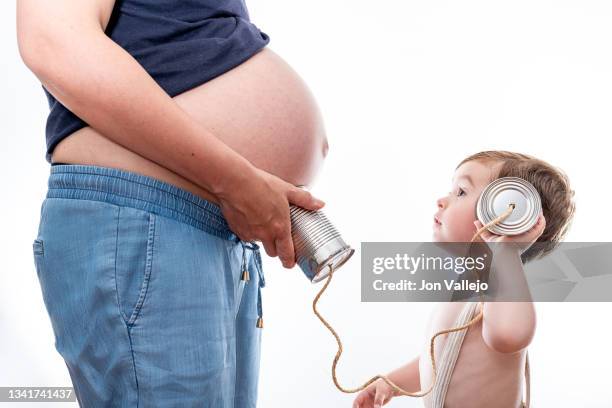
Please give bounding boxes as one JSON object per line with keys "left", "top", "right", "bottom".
{"left": 437, "top": 197, "right": 446, "bottom": 209}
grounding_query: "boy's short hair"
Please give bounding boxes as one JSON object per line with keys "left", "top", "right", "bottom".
{"left": 457, "top": 150, "right": 576, "bottom": 264}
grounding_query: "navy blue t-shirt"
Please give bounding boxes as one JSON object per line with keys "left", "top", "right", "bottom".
{"left": 42, "top": 0, "right": 270, "bottom": 163}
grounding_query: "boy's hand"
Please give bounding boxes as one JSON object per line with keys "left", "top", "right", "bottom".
{"left": 473, "top": 212, "right": 546, "bottom": 255}
{"left": 352, "top": 378, "right": 395, "bottom": 408}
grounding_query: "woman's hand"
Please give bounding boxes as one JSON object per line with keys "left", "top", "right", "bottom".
{"left": 215, "top": 163, "right": 325, "bottom": 268}
{"left": 352, "top": 378, "right": 395, "bottom": 408}
{"left": 473, "top": 212, "right": 546, "bottom": 254}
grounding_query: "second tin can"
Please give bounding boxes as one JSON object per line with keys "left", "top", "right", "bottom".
{"left": 476, "top": 177, "right": 542, "bottom": 236}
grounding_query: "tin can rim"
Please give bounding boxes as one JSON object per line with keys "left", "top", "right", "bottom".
{"left": 476, "top": 177, "right": 542, "bottom": 235}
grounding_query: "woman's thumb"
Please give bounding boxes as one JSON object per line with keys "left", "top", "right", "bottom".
{"left": 286, "top": 186, "right": 325, "bottom": 210}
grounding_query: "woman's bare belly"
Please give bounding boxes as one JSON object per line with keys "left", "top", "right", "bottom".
{"left": 419, "top": 303, "right": 527, "bottom": 408}
{"left": 51, "top": 47, "right": 329, "bottom": 205}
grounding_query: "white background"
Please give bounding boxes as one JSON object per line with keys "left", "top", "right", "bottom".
{"left": 2, "top": 0, "right": 611, "bottom": 407}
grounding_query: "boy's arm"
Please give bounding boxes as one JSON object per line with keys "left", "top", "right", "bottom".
{"left": 386, "top": 355, "right": 421, "bottom": 395}
{"left": 352, "top": 355, "right": 421, "bottom": 407}
{"left": 481, "top": 248, "right": 536, "bottom": 354}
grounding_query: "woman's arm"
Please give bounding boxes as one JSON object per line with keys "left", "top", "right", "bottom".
{"left": 16, "top": 0, "right": 248, "bottom": 195}
{"left": 16, "top": 0, "right": 325, "bottom": 268}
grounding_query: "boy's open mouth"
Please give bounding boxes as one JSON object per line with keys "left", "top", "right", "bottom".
{"left": 434, "top": 215, "right": 442, "bottom": 226}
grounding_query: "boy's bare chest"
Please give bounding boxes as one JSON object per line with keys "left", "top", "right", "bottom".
{"left": 419, "top": 303, "right": 525, "bottom": 408}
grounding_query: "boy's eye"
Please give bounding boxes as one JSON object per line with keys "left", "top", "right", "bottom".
{"left": 456, "top": 188, "right": 466, "bottom": 197}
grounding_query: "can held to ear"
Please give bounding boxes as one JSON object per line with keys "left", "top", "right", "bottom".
{"left": 476, "top": 177, "right": 542, "bottom": 236}
{"left": 289, "top": 188, "right": 354, "bottom": 283}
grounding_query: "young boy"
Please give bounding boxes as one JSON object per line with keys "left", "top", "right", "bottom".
{"left": 353, "top": 151, "right": 575, "bottom": 408}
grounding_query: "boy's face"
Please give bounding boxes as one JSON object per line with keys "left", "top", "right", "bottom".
{"left": 433, "top": 160, "right": 502, "bottom": 242}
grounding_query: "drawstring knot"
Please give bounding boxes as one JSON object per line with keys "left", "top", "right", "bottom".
{"left": 240, "top": 241, "right": 265, "bottom": 328}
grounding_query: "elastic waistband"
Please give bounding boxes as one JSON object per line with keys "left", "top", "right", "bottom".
{"left": 46, "top": 164, "right": 238, "bottom": 242}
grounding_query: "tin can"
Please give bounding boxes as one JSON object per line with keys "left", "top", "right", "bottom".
{"left": 476, "top": 177, "right": 542, "bottom": 236}
{"left": 289, "top": 194, "right": 354, "bottom": 283}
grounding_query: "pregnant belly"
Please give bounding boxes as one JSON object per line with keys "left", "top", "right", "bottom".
{"left": 51, "top": 47, "right": 329, "bottom": 204}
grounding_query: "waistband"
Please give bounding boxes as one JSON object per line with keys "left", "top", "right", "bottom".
{"left": 46, "top": 164, "right": 239, "bottom": 242}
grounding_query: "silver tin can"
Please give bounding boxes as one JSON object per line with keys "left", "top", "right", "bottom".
{"left": 289, "top": 201, "right": 355, "bottom": 283}
{"left": 476, "top": 177, "right": 542, "bottom": 236}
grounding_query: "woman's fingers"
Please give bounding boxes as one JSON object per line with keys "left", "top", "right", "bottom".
{"left": 261, "top": 237, "right": 277, "bottom": 257}
{"left": 286, "top": 186, "right": 325, "bottom": 211}
{"left": 275, "top": 234, "right": 296, "bottom": 268}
